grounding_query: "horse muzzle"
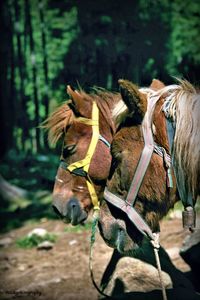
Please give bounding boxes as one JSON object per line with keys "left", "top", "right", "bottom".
{"left": 52, "top": 197, "right": 88, "bottom": 225}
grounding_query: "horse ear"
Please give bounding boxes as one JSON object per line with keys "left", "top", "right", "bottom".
{"left": 118, "top": 79, "right": 147, "bottom": 121}
{"left": 150, "top": 79, "right": 165, "bottom": 91}
{"left": 67, "top": 85, "right": 83, "bottom": 106}
{"left": 67, "top": 85, "right": 91, "bottom": 116}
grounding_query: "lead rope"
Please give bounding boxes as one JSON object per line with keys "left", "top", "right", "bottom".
{"left": 89, "top": 214, "right": 167, "bottom": 300}
{"left": 151, "top": 233, "right": 168, "bottom": 300}
{"left": 89, "top": 210, "right": 111, "bottom": 298}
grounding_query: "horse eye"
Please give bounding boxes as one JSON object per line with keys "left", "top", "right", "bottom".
{"left": 62, "top": 144, "right": 76, "bottom": 157}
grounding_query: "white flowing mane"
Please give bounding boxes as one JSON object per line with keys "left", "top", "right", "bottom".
{"left": 141, "top": 79, "right": 200, "bottom": 206}
{"left": 112, "top": 99, "right": 127, "bottom": 126}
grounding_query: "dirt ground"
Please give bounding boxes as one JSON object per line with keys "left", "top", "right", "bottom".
{"left": 0, "top": 214, "right": 197, "bottom": 300}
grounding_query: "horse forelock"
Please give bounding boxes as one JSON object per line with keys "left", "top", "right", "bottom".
{"left": 42, "top": 103, "right": 74, "bottom": 145}
{"left": 112, "top": 99, "right": 128, "bottom": 126}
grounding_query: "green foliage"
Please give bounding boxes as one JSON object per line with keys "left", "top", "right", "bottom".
{"left": 9, "top": 0, "right": 79, "bottom": 154}
{"left": 45, "top": 6, "right": 79, "bottom": 90}
{"left": 16, "top": 232, "right": 56, "bottom": 248}
{"left": 139, "top": 0, "right": 170, "bottom": 23}
{"left": 143, "top": 58, "right": 158, "bottom": 78}
{"left": 4, "top": 0, "right": 199, "bottom": 157}
{"left": 166, "top": 0, "right": 200, "bottom": 75}
{"left": 0, "top": 149, "right": 58, "bottom": 232}
{"left": 0, "top": 149, "right": 59, "bottom": 190}
{"left": 100, "top": 15, "right": 112, "bottom": 24}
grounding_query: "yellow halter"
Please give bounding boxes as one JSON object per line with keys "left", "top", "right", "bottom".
{"left": 65, "top": 101, "right": 100, "bottom": 211}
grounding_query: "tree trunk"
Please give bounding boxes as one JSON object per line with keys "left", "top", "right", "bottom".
{"left": 39, "top": 1, "right": 49, "bottom": 119}
{"left": 25, "top": 0, "right": 41, "bottom": 152}
{"left": 0, "top": 0, "right": 14, "bottom": 159}
{"left": 38, "top": 0, "right": 50, "bottom": 149}
{"left": 14, "top": 0, "right": 30, "bottom": 152}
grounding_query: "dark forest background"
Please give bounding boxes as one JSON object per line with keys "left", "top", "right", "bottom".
{"left": 0, "top": 0, "right": 199, "bottom": 231}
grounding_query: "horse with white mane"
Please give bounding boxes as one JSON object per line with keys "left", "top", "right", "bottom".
{"left": 142, "top": 79, "right": 200, "bottom": 228}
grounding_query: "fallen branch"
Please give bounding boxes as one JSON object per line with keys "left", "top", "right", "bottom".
{"left": 0, "top": 174, "right": 28, "bottom": 202}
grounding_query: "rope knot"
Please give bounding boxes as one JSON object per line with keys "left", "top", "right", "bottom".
{"left": 151, "top": 232, "right": 160, "bottom": 249}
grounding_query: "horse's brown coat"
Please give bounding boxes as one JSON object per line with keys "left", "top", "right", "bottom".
{"left": 99, "top": 79, "right": 178, "bottom": 253}
{"left": 43, "top": 86, "right": 121, "bottom": 223}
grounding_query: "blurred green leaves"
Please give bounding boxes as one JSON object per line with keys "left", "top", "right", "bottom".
{"left": 166, "top": 0, "right": 200, "bottom": 75}
{"left": 16, "top": 232, "right": 56, "bottom": 248}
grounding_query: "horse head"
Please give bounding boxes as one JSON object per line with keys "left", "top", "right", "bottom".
{"left": 43, "top": 85, "right": 121, "bottom": 225}
{"left": 98, "top": 79, "right": 178, "bottom": 255}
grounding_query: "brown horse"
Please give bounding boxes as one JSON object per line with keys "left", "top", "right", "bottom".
{"left": 98, "top": 79, "right": 179, "bottom": 254}
{"left": 43, "top": 85, "right": 122, "bottom": 225}
{"left": 97, "top": 79, "right": 200, "bottom": 298}
{"left": 99, "top": 78, "right": 200, "bottom": 253}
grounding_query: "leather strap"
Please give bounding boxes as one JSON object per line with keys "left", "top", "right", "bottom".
{"left": 125, "top": 94, "right": 160, "bottom": 206}
{"left": 104, "top": 188, "right": 155, "bottom": 240}
{"left": 165, "top": 118, "right": 175, "bottom": 154}
{"left": 104, "top": 94, "right": 162, "bottom": 240}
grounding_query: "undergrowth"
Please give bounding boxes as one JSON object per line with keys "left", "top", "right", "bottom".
{"left": 16, "top": 232, "right": 57, "bottom": 248}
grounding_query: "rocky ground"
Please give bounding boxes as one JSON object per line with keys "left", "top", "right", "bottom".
{"left": 0, "top": 214, "right": 198, "bottom": 300}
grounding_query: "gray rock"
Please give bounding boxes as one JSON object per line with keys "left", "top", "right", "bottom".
{"left": 37, "top": 241, "right": 54, "bottom": 250}
{"left": 0, "top": 237, "right": 12, "bottom": 247}
{"left": 180, "top": 229, "right": 200, "bottom": 253}
{"left": 28, "top": 228, "right": 48, "bottom": 238}
{"left": 104, "top": 257, "right": 172, "bottom": 294}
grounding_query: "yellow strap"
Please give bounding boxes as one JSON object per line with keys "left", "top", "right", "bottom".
{"left": 67, "top": 102, "right": 100, "bottom": 210}
{"left": 86, "top": 179, "right": 100, "bottom": 211}
{"left": 67, "top": 154, "right": 91, "bottom": 171}
{"left": 83, "top": 104, "right": 99, "bottom": 173}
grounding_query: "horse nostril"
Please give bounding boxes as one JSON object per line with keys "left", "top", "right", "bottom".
{"left": 52, "top": 198, "right": 87, "bottom": 225}
{"left": 67, "top": 198, "right": 88, "bottom": 225}
{"left": 68, "top": 198, "right": 79, "bottom": 212}
{"left": 67, "top": 198, "right": 80, "bottom": 225}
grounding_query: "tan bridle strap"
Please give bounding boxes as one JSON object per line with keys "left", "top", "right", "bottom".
{"left": 125, "top": 93, "right": 161, "bottom": 206}
{"left": 104, "top": 187, "right": 155, "bottom": 240}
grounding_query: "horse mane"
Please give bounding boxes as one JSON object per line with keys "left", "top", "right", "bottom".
{"left": 111, "top": 99, "right": 128, "bottom": 126}
{"left": 166, "top": 79, "right": 200, "bottom": 202}
{"left": 176, "top": 78, "right": 196, "bottom": 93}
{"left": 42, "top": 88, "right": 121, "bottom": 145}
{"left": 145, "top": 78, "right": 200, "bottom": 203}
